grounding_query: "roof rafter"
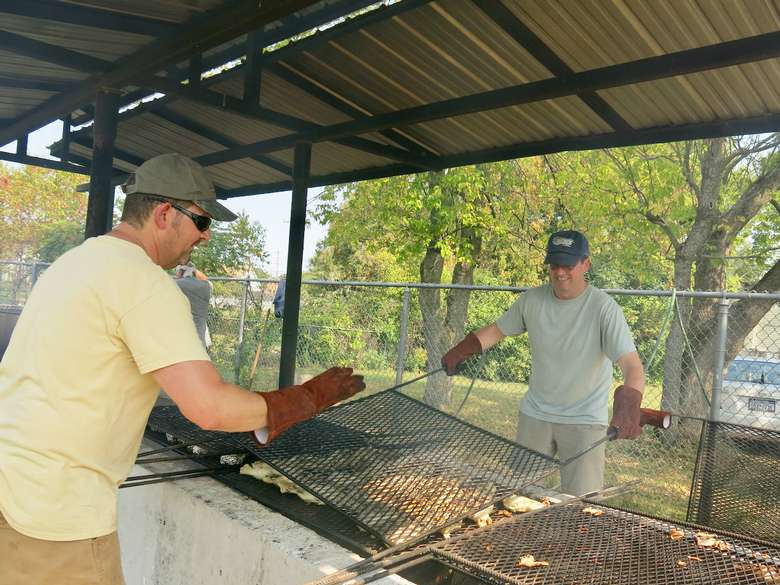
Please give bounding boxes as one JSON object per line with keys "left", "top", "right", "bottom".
{"left": 192, "top": 29, "right": 780, "bottom": 167}
{"left": 153, "top": 106, "right": 293, "bottom": 177}
{"left": 0, "top": 30, "right": 112, "bottom": 74}
{"left": 472, "top": 0, "right": 632, "bottom": 132}
{"left": 0, "top": 0, "right": 321, "bottom": 147}
{"left": 0, "top": 1, "right": 178, "bottom": 37}
{"left": 215, "top": 113, "right": 780, "bottom": 197}
{"left": 69, "top": 0, "right": 383, "bottom": 127}
{"left": 133, "top": 76, "right": 434, "bottom": 168}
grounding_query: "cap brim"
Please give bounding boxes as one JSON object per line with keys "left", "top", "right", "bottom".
{"left": 196, "top": 199, "right": 238, "bottom": 222}
{"left": 544, "top": 252, "right": 581, "bottom": 266}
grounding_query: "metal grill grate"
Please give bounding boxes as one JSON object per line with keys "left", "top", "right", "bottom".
{"left": 147, "top": 405, "right": 240, "bottom": 456}
{"left": 433, "top": 502, "right": 780, "bottom": 584}
{"left": 687, "top": 420, "right": 780, "bottom": 543}
{"left": 232, "top": 390, "right": 559, "bottom": 545}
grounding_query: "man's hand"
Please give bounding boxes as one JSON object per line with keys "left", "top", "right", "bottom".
{"left": 441, "top": 332, "right": 483, "bottom": 376}
{"left": 301, "top": 367, "right": 366, "bottom": 411}
{"left": 610, "top": 385, "right": 643, "bottom": 439}
{"left": 252, "top": 367, "right": 365, "bottom": 445}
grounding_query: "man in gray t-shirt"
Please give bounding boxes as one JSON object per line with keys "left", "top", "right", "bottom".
{"left": 441, "top": 230, "right": 645, "bottom": 496}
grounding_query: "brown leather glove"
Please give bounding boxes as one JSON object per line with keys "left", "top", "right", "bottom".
{"left": 441, "top": 332, "right": 482, "bottom": 376}
{"left": 251, "top": 367, "right": 365, "bottom": 445}
{"left": 610, "top": 385, "right": 643, "bottom": 439}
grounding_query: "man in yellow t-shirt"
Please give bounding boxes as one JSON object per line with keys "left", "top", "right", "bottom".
{"left": 0, "top": 153, "right": 365, "bottom": 584}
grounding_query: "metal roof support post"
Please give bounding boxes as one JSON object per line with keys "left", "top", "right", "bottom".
{"left": 278, "top": 141, "right": 311, "bottom": 388}
{"left": 709, "top": 298, "right": 730, "bottom": 422}
{"left": 84, "top": 89, "right": 119, "bottom": 238}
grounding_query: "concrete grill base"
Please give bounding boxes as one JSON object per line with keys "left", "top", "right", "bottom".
{"left": 118, "top": 442, "right": 413, "bottom": 585}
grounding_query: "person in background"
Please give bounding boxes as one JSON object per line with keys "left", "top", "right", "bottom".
{"left": 441, "top": 230, "right": 645, "bottom": 496}
{"left": 0, "top": 153, "right": 365, "bottom": 585}
{"left": 174, "top": 261, "right": 212, "bottom": 348}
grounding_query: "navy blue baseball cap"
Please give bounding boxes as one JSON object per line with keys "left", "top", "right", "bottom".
{"left": 544, "top": 230, "right": 589, "bottom": 266}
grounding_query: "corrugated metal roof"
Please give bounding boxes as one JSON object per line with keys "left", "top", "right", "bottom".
{"left": 2, "top": 0, "right": 780, "bottom": 196}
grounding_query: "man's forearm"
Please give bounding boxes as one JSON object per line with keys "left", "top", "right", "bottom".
{"left": 474, "top": 323, "right": 506, "bottom": 352}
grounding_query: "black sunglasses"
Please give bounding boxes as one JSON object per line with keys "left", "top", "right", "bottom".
{"left": 148, "top": 197, "right": 212, "bottom": 232}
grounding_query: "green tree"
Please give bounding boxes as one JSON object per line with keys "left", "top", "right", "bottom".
{"left": 190, "top": 212, "right": 269, "bottom": 277}
{"left": 314, "top": 160, "right": 557, "bottom": 408}
{"left": 36, "top": 221, "right": 85, "bottom": 262}
{"left": 0, "top": 163, "right": 86, "bottom": 260}
{"left": 549, "top": 136, "right": 780, "bottom": 415}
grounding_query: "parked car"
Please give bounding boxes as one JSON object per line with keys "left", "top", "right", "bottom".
{"left": 720, "top": 356, "right": 780, "bottom": 431}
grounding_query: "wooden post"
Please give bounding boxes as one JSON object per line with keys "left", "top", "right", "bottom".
{"left": 84, "top": 89, "right": 119, "bottom": 238}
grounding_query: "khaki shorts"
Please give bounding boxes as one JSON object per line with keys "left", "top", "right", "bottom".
{"left": 516, "top": 411, "right": 608, "bottom": 497}
{"left": 0, "top": 511, "right": 125, "bottom": 585}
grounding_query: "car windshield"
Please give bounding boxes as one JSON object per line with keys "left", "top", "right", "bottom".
{"left": 726, "top": 360, "right": 780, "bottom": 385}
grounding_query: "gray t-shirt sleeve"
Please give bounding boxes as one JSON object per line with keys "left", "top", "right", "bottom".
{"left": 496, "top": 294, "right": 528, "bottom": 336}
{"left": 600, "top": 298, "right": 637, "bottom": 361}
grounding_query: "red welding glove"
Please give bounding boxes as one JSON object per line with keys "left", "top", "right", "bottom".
{"left": 251, "top": 367, "right": 365, "bottom": 445}
{"left": 610, "top": 385, "right": 643, "bottom": 439}
{"left": 441, "top": 332, "right": 483, "bottom": 376}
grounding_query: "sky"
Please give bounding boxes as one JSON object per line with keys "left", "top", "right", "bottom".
{"left": 1, "top": 121, "right": 330, "bottom": 276}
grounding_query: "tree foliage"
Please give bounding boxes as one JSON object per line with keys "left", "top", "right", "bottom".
{"left": 0, "top": 163, "right": 86, "bottom": 261}
{"left": 190, "top": 212, "right": 269, "bottom": 277}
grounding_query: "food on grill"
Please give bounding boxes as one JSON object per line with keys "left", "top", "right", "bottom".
{"left": 676, "top": 560, "right": 687, "bottom": 567}
{"left": 669, "top": 528, "right": 685, "bottom": 540}
{"left": 582, "top": 507, "right": 604, "bottom": 517}
{"left": 517, "top": 554, "right": 549, "bottom": 568}
{"left": 502, "top": 494, "right": 546, "bottom": 513}
{"left": 440, "top": 522, "right": 461, "bottom": 539}
{"left": 471, "top": 506, "right": 494, "bottom": 527}
{"left": 695, "top": 531, "right": 731, "bottom": 551}
{"left": 240, "top": 461, "right": 323, "bottom": 505}
{"left": 364, "top": 474, "right": 488, "bottom": 526}
{"left": 688, "top": 555, "right": 702, "bottom": 561}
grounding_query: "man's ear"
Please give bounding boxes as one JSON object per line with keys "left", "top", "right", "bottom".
{"left": 152, "top": 202, "right": 171, "bottom": 229}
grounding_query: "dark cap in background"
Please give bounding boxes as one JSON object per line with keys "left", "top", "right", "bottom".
{"left": 544, "top": 230, "right": 589, "bottom": 266}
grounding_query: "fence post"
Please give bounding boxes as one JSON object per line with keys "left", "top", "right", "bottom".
{"left": 697, "top": 297, "right": 730, "bottom": 527}
{"left": 31, "top": 262, "right": 42, "bottom": 288}
{"left": 709, "top": 298, "right": 730, "bottom": 422}
{"left": 234, "top": 276, "right": 250, "bottom": 384}
{"left": 395, "top": 288, "right": 411, "bottom": 385}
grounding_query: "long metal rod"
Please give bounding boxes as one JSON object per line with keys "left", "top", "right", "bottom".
{"left": 121, "top": 465, "right": 240, "bottom": 489}
{"left": 136, "top": 438, "right": 220, "bottom": 458}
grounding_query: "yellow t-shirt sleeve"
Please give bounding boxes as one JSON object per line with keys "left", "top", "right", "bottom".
{"left": 117, "top": 277, "right": 210, "bottom": 374}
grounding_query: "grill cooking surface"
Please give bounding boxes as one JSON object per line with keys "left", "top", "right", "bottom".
{"left": 433, "top": 502, "right": 780, "bottom": 584}
{"left": 147, "top": 405, "right": 240, "bottom": 456}
{"left": 233, "top": 390, "right": 559, "bottom": 545}
{"left": 687, "top": 421, "right": 780, "bottom": 543}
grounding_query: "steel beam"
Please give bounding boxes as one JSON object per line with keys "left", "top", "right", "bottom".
{"left": 84, "top": 91, "right": 119, "bottom": 238}
{"left": 0, "top": 77, "right": 70, "bottom": 93}
{"left": 0, "top": 1, "right": 177, "bottom": 37}
{"left": 142, "top": 75, "right": 431, "bottom": 168}
{"left": 278, "top": 142, "right": 312, "bottom": 388}
{"left": 472, "top": 0, "right": 631, "bottom": 132}
{"left": 268, "top": 63, "right": 437, "bottom": 157}
{"left": 152, "top": 107, "right": 292, "bottom": 176}
{"left": 0, "top": 30, "right": 112, "bottom": 74}
{"left": 0, "top": 152, "right": 89, "bottom": 174}
{"left": 69, "top": 0, "right": 380, "bottom": 127}
{"left": 193, "top": 30, "right": 780, "bottom": 167}
{"left": 0, "top": 0, "right": 320, "bottom": 147}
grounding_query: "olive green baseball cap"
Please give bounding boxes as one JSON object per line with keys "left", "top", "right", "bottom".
{"left": 122, "top": 153, "right": 237, "bottom": 222}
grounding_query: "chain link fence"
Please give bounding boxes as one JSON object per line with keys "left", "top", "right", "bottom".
{"left": 3, "top": 260, "right": 779, "bottom": 523}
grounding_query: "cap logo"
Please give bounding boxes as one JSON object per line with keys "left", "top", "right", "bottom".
{"left": 552, "top": 236, "right": 575, "bottom": 247}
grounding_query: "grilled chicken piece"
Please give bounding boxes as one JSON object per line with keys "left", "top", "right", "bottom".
{"left": 471, "top": 506, "right": 494, "bottom": 527}
{"left": 240, "top": 461, "right": 323, "bottom": 505}
{"left": 517, "top": 555, "right": 549, "bottom": 568}
{"left": 502, "top": 494, "right": 546, "bottom": 513}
